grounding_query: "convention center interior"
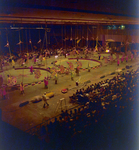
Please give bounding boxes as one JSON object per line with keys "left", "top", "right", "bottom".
{"left": 0, "top": 0, "right": 139, "bottom": 149}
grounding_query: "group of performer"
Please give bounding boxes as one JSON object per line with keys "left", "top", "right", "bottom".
{"left": 101, "top": 51, "right": 136, "bottom": 67}
{"left": 0, "top": 44, "right": 138, "bottom": 101}
{"left": 116, "top": 52, "right": 135, "bottom": 66}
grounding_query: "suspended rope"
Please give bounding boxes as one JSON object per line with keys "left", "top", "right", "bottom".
{"left": 95, "top": 25, "right": 99, "bottom": 51}
{"left": 29, "top": 28, "right": 33, "bottom": 52}
{"left": 87, "top": 25, "right": 89, "bottom": 48}
{"left": 82, "top": 25, "right": 84, "bottom": 47}
{"left": 88, "top": 26, "right": 92, "bottom": 48}
{"left": 102, "top": 26, "right": 105, "bottom": 48}
{"left": 4, "top": 30, "right": 12, "bottom": 76}
{"left": 45, "top": 24, "right": 47, "bottom": 51}
{"left": 70, "top": 25, "right": 73, "bottom": 46}
{"left": 61, "top": 25, "right": 63, "bottom": 48}
{"left": 106, "top": 26, "right": 109, "bottom": 50}
{"left": 64, "top": 25, "right": 66, "bottom": 50}
{"left": 79, "top": 26, "right": 82, "bottom": 46}
{"left": 75, "top": 25, "right": 76, "bottom": 48}
{"left": 5, "top": 30, "right": 11, "bottom": 57}
{"left": 22, "top": 67, "right": 24, "bottom": 83}
{"left": 88, "top": 26, "right": 94, "bottom": 48}
{"left": 53, "top": 30, "right": 59, "bottom": 48}
{"left": 92, "top": 26, "right": 94, "bottom": 48}
{"left": 37, "top": 28, "right": 42, "bottom": 48}
{"left": 41, "top": 30, "right": 46, "bottom": 52}
{"left": 21, "top": 29, "right": 24, "bottom": 53}
{"left": 25, "top": 30, "right": 28, "bottom": 53}
{"left": 17, "top": 29, "right": 22, "bottom": 55}
{"left": 76, "top": 25, "right": 78, "bottom": 48}
{"left": 111, "top": 24, "right": 113, "bottom": 40}
{"left": 48, "top": 29, "right": 50, "bottom": 45}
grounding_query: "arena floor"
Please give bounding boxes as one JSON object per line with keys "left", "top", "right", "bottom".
{"left": 0, "top": 52, "right": 138, "bottom": 132}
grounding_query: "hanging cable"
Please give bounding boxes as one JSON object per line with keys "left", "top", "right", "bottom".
{"left": 5, "top": 29, "right": 11, "bottom": 57}
{"left": 37, "top": 27, "right": 42, "bottom": 51}
{"left": 25, "top": 30, "right": 28, "bottom": 53}
{"left": 41, "top": 30, "right": 46, "bottom": 51}
{"left": 70, "top": 25, "right": 73, "bottom": 46}
{"left": 53, "top": 30, "right": 59, "bottom": 48}
{"left": 29, "top": 28, "right": 33, "bottom": 52}
{"left": 48, "top": 29, "right": 50, "bottom": 45}
{"left": 82, "top": 25, "right": 84, "bottom": 47}
{"left": 64, "top": 25, "right": 66, "bottom": 50}
{"left": 45, "top": 24, "right": 47, "bottom": 49}
{"left": 21, "top": 29, "right": 24, "bottom": 53}
{"left": 62, "top": 25, "right": 63, "bottom": 48}
{"left": 75, "top": 25, "right": 76, "bottom": 48}
{"left": 87, "top": 25, "right": 88, "bottom": 47}
{"left": 17, "top": 29, "right": 22, "bottom": 55}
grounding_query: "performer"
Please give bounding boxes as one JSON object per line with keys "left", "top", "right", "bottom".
{"left": 88, "top": 62, "right": 90, "bottom": 72}
{"left": 76, "top": 81, "right": 79, "bottom": 86}
{"left": 117, "top": 58, "right": 120, "bottom": 66}
{"left": 63, "top": 51, "right": 66, "bottom": 58}
{"left": 76, "top": 77, "right": 81, "bottom": 86}
{"left": 24, "top": 54, "right": 27, "bottom": 62}
{"left": 27, "top": 52, "right": 29, "bottom": 58}
{"left": 34, "top": 56, "right": 36, "bottom": 64}
{"left": 30, "top": 66, "right": 33, "bottom": 75}
{"left": 98, "top": 53, "right": 101, "bottom": 60}
{"left": 71, "top": 71, "right": 74, "bottom": 80}
{"left": 20, "top": 82, "right": 24, "bottom": 94}
{"left": 47, "top": 51, "right": 50, "bottom": 58}
{"left": 121, "top": 55, "right": 124, "bottom": 63}
{"left": 76, "top": 67, "right": 79, "bottom": 76}
{"left": 126, "top": 55, "right": 128, "bottom": 62}
{"left": 12, "top": 59, "right": 15, "bottom": 68}
{"left": 45, "top": 51, "right": 47, "bottom": 58}
{"left": 54, "top": 73, "right": 58, "bottom": 84}
{"left": 42, "top": 93, "right": 49, "bottom": 108}
{"left": 110, "top": 55, "right": 113, "bottom": 64}
{"left": 39, "top": 54, "right": 43, "bottom": 62}
{"left": 7, "top": 75, "right": 11, "bottom": 85}
{"left": 131, "top": 53, "right": 133, "bottom": 61}
{"left": 21, "top": 58, "right": 24, "bottom": 66}
{"left": 2, "top": 86, "right": 6, "bottom": 100}
{"left": 0, "top": 60, "right": 3, "bottom": 70}
{"left": 76, "top": 61, "right": 80, "bottom": 76}
{"left": 44, "top": 77, "right": 48, "bottom": 89}
{"left": 77, "top": 56, "right": 79, "bottom": 61}
{"left": 105, "top": 57, "right": 108, "bottom": 64}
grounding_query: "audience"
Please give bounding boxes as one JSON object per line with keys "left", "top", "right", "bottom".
{"left": 38, "top": 67, "right": 139, "bottom": 149}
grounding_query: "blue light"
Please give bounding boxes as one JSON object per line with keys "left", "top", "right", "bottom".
{"left": 107, "top": 26, "right": 111, "bottom": 29}
{"left": 112, "top": 25, "right": 117, "bottom": 29}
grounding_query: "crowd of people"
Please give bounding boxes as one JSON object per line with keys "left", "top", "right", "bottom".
{"left": 0, "top": 43, "right": 138, "bottom": 71}
{"left": 36, "top": 66, "right": 138, "bottom": 149}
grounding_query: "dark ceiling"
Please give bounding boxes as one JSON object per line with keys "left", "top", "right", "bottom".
{"left": 0, "top": 0, "right": 139, "bottom": 25}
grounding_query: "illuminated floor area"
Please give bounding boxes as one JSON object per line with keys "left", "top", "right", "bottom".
{"left": 0, "top": 52, "right": 138, "bottom": 132}
{"left": 0, "top": 69, "right": 51, "bottom": 85}
{"left": 55, "top": 58, "right": 100, "bottom": 68}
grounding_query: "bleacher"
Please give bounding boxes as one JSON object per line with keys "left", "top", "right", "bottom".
{"left": 23, "top": 67, "right": 139, "bottom": 150}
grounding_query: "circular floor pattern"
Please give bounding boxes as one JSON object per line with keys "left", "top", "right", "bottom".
{"left": 55, "top": 58, "right": 101, "bottom": 69}
{"left": 0, "top": 68, "right": 51, "bottom": 85}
